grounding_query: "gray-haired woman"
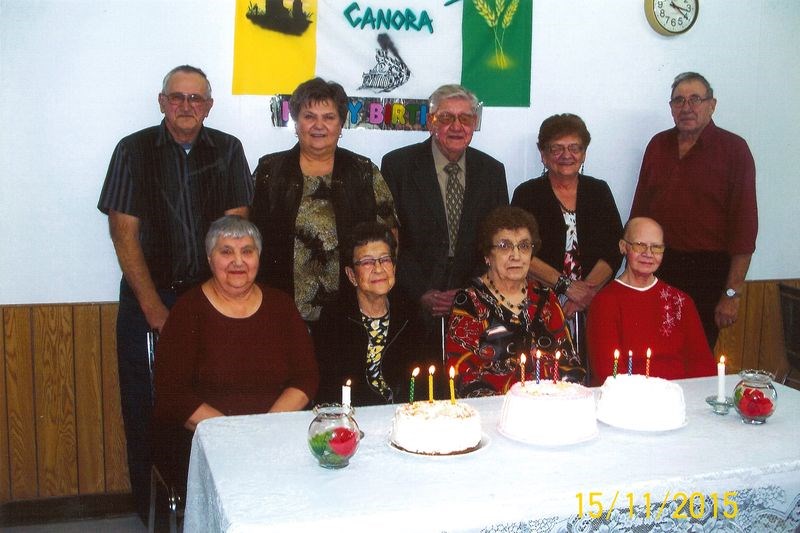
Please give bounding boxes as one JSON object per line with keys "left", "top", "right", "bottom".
{"left": 152, "top": 215, "right": 319, "bottom": 491}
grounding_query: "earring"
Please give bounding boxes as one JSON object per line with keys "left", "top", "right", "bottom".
{"left": 541, "top": 166, "right": 547, "bottom": 177}
{"left": 579, "top": 163, "right": 585, "bottom": 175}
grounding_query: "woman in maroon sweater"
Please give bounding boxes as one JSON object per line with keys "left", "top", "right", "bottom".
{"left": 152, "top": 215, "right": 319, "bottom": 490}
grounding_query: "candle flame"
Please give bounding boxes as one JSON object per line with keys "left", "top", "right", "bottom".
{"left": 428, "top": 365, "right": 436, "bottom": 375}
{"left": 536, "top": 349, "right": 542, "bottom": 359}
{"left": 520, "top": 353, "right": 527, "bottom": 365}
{"left": 449, "top": 366, "right": 455, "bottom": 378}
{"left": 628, "top": 350, "right": 633, "bottom": 357}
{"left": 614, "top": 349, "right": 620, "bottom": 360}
{"left": 345, "top": 379, "right": 351, "bottom": 387}
{"left": 719, "top": 355, "right": 726, "bottom": 364}
{"left": 555, "top": 350, "right": 561, "bottom": 361}
{"left": 647, "top": 348, "right": 652, "bottom": 359}
{"left": 412, "top": 367, "right": 420, "bottom": 377}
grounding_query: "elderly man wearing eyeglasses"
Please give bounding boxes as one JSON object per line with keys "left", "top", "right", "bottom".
{"left": 631, "top": 72, "right": 758, "bottom": 351}
{"left": 587, "top": 217, "right": 716, "bottom": 386}
{"left": 97, "top": 65, "right": 252, "bottom": 523}
{"left": 380, "top": 84, "right": 508, "bottom": 345}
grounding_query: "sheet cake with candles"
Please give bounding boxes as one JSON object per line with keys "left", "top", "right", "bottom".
{"left": 596, "top": 374, "right": 686, "bottom": 431}
{"left": 390, "top": 400, "right": 482, "bottom": 455}
{"left": 497, "top": 381, "right": 598, "bottom": 445}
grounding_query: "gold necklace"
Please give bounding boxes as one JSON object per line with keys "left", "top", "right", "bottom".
{"left": 486, "top": 276, "right": 528, "bottom": 311}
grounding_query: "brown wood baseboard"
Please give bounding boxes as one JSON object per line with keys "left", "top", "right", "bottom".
{"left": 0, "top": 493, "right": 135, "bottom": 527}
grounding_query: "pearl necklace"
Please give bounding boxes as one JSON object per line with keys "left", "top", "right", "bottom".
{"left": 486, "top": 276, "right": 528, "bottom": 311}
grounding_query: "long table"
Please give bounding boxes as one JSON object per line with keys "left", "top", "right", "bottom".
{"left": 184, "top": 377, "right": 800, "bottom": 532}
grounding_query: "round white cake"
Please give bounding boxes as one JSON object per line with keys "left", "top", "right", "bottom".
{"left": 498, "top": 381, "right": 598, "bottom": 445}
{"left": 390, "top": 400, "right": 482, "bottom": 455}
{"left": 596, "top": 374, "right": 686, "bottom": 431}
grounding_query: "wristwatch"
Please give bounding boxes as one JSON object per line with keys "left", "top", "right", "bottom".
{"left": 554, "top": 275, "right": 572, "bottom": 295}
{"left": 725, "top": 288, "right": 740, "bottom": 298}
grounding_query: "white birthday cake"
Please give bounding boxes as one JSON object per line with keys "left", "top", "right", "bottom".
{"left": 390, "top": 400, "right": 482, "bottom": 455}
{"left": 596, "top": 374, "right": 686, "bottom": 431}
{"left": 498, "top": 381, "right": 598, "bottom": 445}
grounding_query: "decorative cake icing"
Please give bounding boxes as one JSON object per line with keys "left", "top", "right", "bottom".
{"left": 390, "top": 400, "right": 482, "bottom": 455}
{"left": 498, "top": 381, "right": 598, "bottom": 445}
{"left": 596, "top": 374, "right": 686, "bottom": 431}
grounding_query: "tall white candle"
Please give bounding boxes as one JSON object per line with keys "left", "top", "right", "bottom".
{"left": 716, "top": 356, "right": 726, "bottom": 402}
{"left": 342, "top": 379, "right": 352, "bottom": 408}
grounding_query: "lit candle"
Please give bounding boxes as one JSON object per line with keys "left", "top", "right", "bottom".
{"left": 553, "top": 351, "right": 560, "bottom": 382}
{"left": 628, "top": 350, "right": 633, "bottom": 375}
{"left": 717, "top": 355, "right": 726, "bottom": 402}
{"left": 519, "top": 353, "right": 527, "bottom": 388}
{"left": 535, "top": 350, "right": 541, "bottom": 384}
{"left": 613, "top": 349, "right": 619, "bottom": 378}
{"left": 449, "top": 366, "right": 456, "bottom": 405}
{"left": 342, "top": 379, "right": 351, "bottom": 408}
{"left": 409, "top": 367, "right": 420, "bottom": 404}
{"left": 428, "top": 365, "right": 435, "bottom": 403}
{"left": 645, "top": 348, "right": 652, "bottom": 378}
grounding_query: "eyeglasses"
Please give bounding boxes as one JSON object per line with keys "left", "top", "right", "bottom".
{"left": 669, "top": 95, "right": 712, "bottom": 108}
{"left": 432, "top": 112, "right": 478, "bottom": 127}
{"left": 353, "top": 255, "right": 395, "bottom": 269}
{"left": 547, "top": 143, "right": 584, "bottom": 156}
{"left": 624, "top": 240, "right": 666, "bottom": 255}
{"left": 161, "top": 92, "right": 209, "bottom": 106}
{"left": 492, "top": 240, "right": 534, "bottom": 254}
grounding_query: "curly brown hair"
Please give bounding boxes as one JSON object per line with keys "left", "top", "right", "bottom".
{"left": 477, "top": 206, "right": 542, "bottom": 257}
{"left": 536, "top": 113, "right": 591, "bottom": 151}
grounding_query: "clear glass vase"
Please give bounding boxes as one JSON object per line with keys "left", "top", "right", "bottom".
{"left": 307, "top": 404, "right": 363, "bottom": 468}
{"left": 733, "top": 370, "right": 777, "bottom": 424}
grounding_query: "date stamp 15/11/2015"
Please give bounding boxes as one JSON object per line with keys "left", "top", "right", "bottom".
{"left": 575, "top": 490, "right": 739, "bottom": 521}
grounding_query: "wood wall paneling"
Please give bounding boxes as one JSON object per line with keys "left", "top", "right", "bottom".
{"left": 0, "top": 309, "right": 9, "bottom": 501}
{"left": 4, "top": 307, "right": 38, "bottom": 500}
{"left": 100, "top": 304, "right": 129, "bottom": 493}
{"left": 33, "top": 306, "right": 78, "bottom": 497}
{"left": 73, "top": 305, "right": 105, "bottom": 494}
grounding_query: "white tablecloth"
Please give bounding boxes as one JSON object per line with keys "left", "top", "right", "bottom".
{"left": 184, "top": 377, "right": 800, "bottom": 532}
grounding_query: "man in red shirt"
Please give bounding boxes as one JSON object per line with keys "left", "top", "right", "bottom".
{"left": 631, "top": 72, "right": 757, "bottom": 350}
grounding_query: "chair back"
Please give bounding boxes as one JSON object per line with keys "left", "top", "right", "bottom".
{"left": 778, "top": 283, "right": 800, "bottom": 387}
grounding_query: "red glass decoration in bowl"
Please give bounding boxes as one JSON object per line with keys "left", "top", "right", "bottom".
{"left": 733, "top": 370, "right": 777, "bottom": 424}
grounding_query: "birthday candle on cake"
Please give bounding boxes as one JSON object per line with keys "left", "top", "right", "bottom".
{"left": 519, "top": 353, "right": 527, "bottom": 387}
{"left": 409, "top": 367, "right": 420, "bottom": 404}
{"left": 428, "top": 365, "right": 435, "bottom": 403}
{"left": 628, "top": 350, "right": 633, "bottom": 375}
{"left": 342, "top": 379, "right": 351, "bottom": 408}
{"left": 613, "top": 349, "right": 619, "bottom": 378}
{"left": 553, "top": 351, "right": 560, "bottom": 382}
{"left": 449, "top": 366, "right": 456, "bottom": 405}
{"left": 717, "top": 355, "right": 726, "bottom": 402}
{"left": 535, "top": 350, "right": 541, "bottom": 384}
{"left": 646, "top": 348, "right": 652, "bottom": 378}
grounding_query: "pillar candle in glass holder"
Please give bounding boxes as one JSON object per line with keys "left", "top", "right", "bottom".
{"left": 717, "top": 355, "right": 726, "bottom": 402}
{"left": 519, "top": 353, "right": 526, "bottom": 387}
{"left": 342, "top": 379, "right": 351, "bottom": 408}
{"left": 627, "top": 350, "right": 633, "bottom": 375}
{"left": 449, "top": 366, "right": 456, "bottom": 404}
{"left": 428, "top": 365, "right": 435, "bottom": 403}
{"left": 645, "top": 348, "right": 652, "bottom": 377}
{"left": 535, "top": 350, "right": 541, "bottom": 384}
{"left": 613, "top": 349, "right": 619, "bottom": 378}
{"left": 553, "top": 351, "right": 560, "bottom": 382}
{"left": 409, "top": 367, "right": 420, "bottom": 403}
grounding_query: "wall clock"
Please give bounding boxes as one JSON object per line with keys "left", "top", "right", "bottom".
{"left": 645, "top": 0, "right": 699, "bottom": 36}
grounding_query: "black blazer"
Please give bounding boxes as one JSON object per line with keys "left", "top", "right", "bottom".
{"left": 511, "top": 174, "right": 623, "bottom": 276}
{"left": 380, "top": 138, "right": 508, "bottom": 304}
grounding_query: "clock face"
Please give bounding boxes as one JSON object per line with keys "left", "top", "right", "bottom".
{"left": 646, "top": 0, "right": 699, "bottom": 35}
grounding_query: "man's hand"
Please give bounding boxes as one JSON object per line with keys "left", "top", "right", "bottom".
{"left": 564, "top": 280, "right": 598, "bottom": 311}
{"left": 715, "top": 295, "right": 740, "bottom": 329}
{"left": 420, "top": 289, "right": 459, "bottom": 317}
{"left": 142, "top": 301, "right": 170, "bottom": 332}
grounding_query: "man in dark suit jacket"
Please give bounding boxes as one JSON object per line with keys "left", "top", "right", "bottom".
{"left": 381, "top": 84, "right": 508, "bottom": 335}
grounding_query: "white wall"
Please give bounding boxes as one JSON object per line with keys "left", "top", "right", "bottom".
{"left": 1, "top": 0, "right": 798, "bottom": 305}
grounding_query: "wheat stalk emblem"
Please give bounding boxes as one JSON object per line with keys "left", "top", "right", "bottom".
{"left": 473, "top": 0, "right": 519, "bottom": 69}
